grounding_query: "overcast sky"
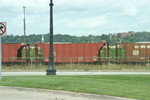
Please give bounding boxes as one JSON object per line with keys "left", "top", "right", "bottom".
{"left": 1, "top": 0, "right": 150, "bottom": 36}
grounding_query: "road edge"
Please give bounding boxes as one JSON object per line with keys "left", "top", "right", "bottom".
{"left": 0, "top": 86, "right": 136, "bottom": 100}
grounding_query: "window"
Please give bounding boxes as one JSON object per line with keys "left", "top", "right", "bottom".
{"left": 147, "top": 45, "right": 150, "bottom": 48}
{"left": 141, "top": 45, "right": 146, "bottom": 48}
{"left": 133, "top": 50, "right": 139, "bottom": 56}
{"left": 140, "top": 57, "right": 145, "bottom": 59}
{"left": 134, "top": 45, "right": 139, "bottom": 49}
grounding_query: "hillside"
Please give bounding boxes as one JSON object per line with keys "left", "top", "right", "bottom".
{"left": 2, "top": 31, "right": 150, "bottom": 45}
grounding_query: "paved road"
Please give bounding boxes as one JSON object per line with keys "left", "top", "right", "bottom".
{"left": 0, "top": 86, "right": 136, "bottom": 100}
{"left": 2, "top": 71, "right": 150, "bottom": 76}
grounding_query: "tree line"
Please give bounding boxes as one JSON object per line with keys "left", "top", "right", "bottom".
{"left": 2, "top": 31, "right": 150, "bottom": 45}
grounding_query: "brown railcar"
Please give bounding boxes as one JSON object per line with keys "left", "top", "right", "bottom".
{"left": 116, "top": 43, "right": 150, "bottom": 63}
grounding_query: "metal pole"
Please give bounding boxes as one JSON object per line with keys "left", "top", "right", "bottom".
{"left": 23, "top": 7, "right": 26, "bottom": 44}
{"left": 46, "top": 0, "right": 56, "bottom": 75}
{"left": 148, "top": 57, "right": 149, "bottom": 69}
{"left": 92, "top": 35, "right": 94, "bottom": 43}
{"left": 70, "top": 57, "right": 72, "bottom": 70}
{"left": 0, "top": 36, "right": 2, "bottom": 80}
{"left": 30, "top": 58, "right": 33, "bottom": 68}
{"left": 23, "top": 7, "right": 27, "bottom": 59}
{"left": 108, "top": 57, "right": 110, "bottom": 70}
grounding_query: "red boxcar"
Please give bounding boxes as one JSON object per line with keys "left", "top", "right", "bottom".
{"left": 2, "top": 43, "right": 30, "bottom": 63}
{"left": 34, "top": 42, "right": 109, "bottom": 63}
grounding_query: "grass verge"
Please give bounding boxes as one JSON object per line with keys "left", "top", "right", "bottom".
{"left": 0, "top": 75, "right": 150, "bottom": 100}
{"left": 2, "top": 63, "right": 150, "bottom": 71}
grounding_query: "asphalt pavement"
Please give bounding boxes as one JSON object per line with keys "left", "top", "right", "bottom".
{"left": 0, "top": 86, "right": 136, "bottom": 100}
{"left": 2, "top": 71, "right": 150, "bottom": 76}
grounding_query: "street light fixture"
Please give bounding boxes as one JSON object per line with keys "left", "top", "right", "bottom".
{"left": 46, "top": 0, "right": 56, "bottom": 75}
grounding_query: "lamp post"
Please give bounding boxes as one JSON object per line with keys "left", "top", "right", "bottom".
{"left": 46, "top": 0, "right": 56, "bottom": 75}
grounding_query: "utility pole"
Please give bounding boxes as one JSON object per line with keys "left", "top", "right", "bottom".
{"left": 23, "top": 7, "right": 28, "bottom": 60}
{"left": 46, "top": 0, "right": 56, "bottom": 75}
{"left": 23, "top": 6, "right": 26, "bottom": 44}
{"left": 92, "top": 35, "right": 93, "bottom": 43}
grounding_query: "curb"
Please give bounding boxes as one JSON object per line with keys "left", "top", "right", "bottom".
{"left": 0, "top": 86, "right": 137, "bottom": 100}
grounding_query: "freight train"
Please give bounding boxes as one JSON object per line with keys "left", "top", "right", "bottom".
{"left": 2, "top": 43, "right": 30, "bottom": 63}
{"left": 116, "top": 42, "right": 150, "bottom": 63}
{"left": 1, "top": 42, "right": 150, "bottom": 64}
{"left": 1, "top": 42, "right": 109, "bottom": 64}
{"left": 34, "top": 42, "right": 109, "bottom": 63}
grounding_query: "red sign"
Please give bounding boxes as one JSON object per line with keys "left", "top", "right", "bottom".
{"left": 0, "top": 23, "right": 6, "bottom": 35}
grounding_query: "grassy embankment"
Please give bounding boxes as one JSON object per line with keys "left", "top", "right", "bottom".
{"left": 0, "top": 75, "right": 150, "bottom": 100}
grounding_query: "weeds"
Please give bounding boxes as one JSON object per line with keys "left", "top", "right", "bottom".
{"left": 2, "top": 63, "right": 150, "bottom": 71}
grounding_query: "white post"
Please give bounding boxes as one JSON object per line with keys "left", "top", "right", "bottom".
{"left": 0, "top": 22, "right": 6, "bottom": 80}
{"left": 0, "top": 36, "right": 2, "bottom": 80}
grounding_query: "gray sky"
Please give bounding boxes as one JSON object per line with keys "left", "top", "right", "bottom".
{"left": 0, "top": 0, "right": 150, "bottom": 36}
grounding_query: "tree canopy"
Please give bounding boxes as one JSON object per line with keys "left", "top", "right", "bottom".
{"left": 2, "top": 31, "right": 150, "bottom": 45}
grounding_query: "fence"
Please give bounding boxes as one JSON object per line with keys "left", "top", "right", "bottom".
{"left": 1, "top": 57, "right": 150, "bottom": 71}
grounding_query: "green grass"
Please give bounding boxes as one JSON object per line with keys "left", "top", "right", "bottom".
{"left": 0, "top": 75, "right": 150, "bottom": 100}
